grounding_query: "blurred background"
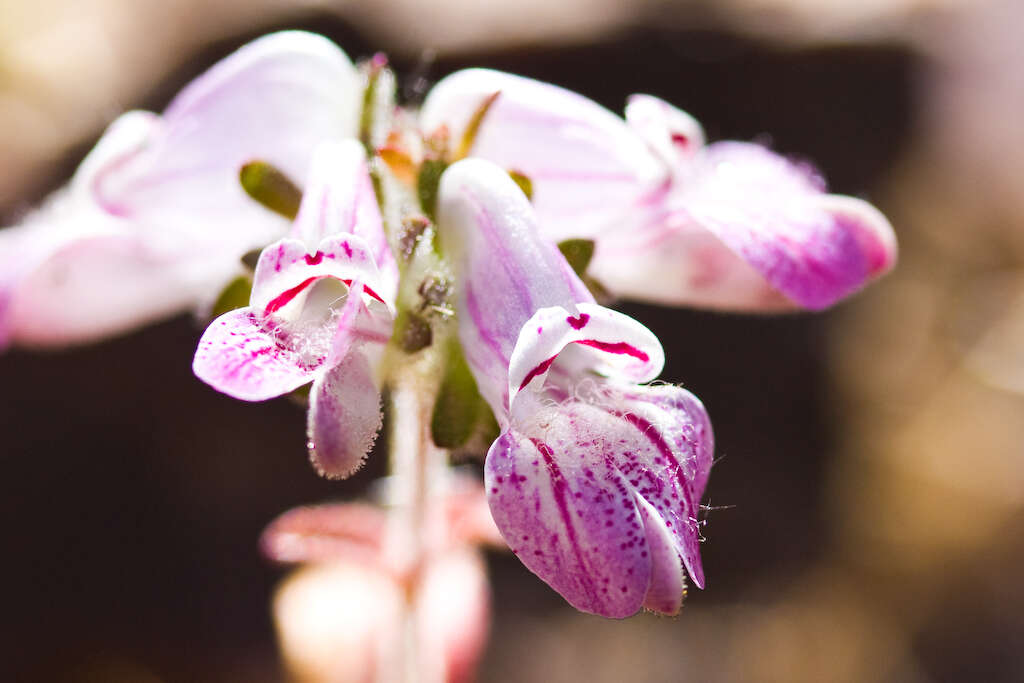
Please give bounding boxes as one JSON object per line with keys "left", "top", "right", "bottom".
{"left": 2, "top": 0, "right": 1023, "bottom": 680}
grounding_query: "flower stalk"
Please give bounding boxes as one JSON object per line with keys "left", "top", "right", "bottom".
{"left": 385, "top": 360, "right": 448, "bottom": 683}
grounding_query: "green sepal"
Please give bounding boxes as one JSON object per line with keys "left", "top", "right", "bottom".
{"left": 240, "top": 249, "right": 262, "bottom": 272}
{"left": 288, "top": 382, "right": 312, "bottom": 407}
{"left": 508, "top": 170, "right": 533, "bottom": 200}
{"left": 417, "top": 159, "right": 448, "bottom": 221}
{"left": 360, "top": 55, "right": 396, "bottom": 150}
{"left": 431, "top": 343, "right": 486, "bottom": 449}
{"left": 558, "top": 239, "right": 596, "bottom": 277}
{"left": 454, "top": 91, "right": 500, "bottom": 160}
{"left": 210, "top": 274, "right": 253, "bottom": 318}
{"left": 239, "top": 161, "right": 302, "bottom": 220}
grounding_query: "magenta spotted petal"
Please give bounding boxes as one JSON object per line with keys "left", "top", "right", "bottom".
{"left": 307, "top": 350, "right": 383, "bottom": 479}
{"left": 193, "top": 307, "right": 326, "bottom": 401}
{"left": 194, "top": 142, "right": 396, "bottom": 479}
{"left": 249, "top": 233, "right": 388, "bottom": 317}
{"left": 507, "top": 303, "right": 664, "bottom": 407}
{"left": 437, "top": 159, "right": 714, "bottom": 617}
{"left": 488, "top": 386, "right": 711, "bottom": 617}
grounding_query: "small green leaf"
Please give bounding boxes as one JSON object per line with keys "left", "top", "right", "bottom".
{"left": 210, "top": 275, "right": 253, "bottom": 318}
{"left": 417, "top": 159, "right": 448, "bottom": 221}
{"left": 288, "top": 382, "right": 312, "bottom": 406}
{"left": 431, "top": 345, "right": 484, "bottom": 449}
{"left": 508, "top": 170, "right": 533, "bottom": 200}
{"left": 239, "top": 161, "right": 302, "bottom": 220}
{"left": 558, "top": 239, "right": 596, "bottom": 277}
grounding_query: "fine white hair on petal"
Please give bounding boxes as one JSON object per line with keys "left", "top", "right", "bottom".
{"left": 307, "top": 352, "right": 384, "bottom": 480}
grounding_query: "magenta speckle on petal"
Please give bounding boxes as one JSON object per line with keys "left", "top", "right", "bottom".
{"left": 566, "top": 313, "right": 590, "bottom": 330}
{"left": 303, "top": 251, "right": 324, "bottom": 265}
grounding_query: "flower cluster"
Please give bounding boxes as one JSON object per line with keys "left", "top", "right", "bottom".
{"left": 0, "top": 31, "right": 896, "bottom": 620}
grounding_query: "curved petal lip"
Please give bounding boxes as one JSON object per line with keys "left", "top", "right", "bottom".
{"left": 192, "top": 308, "right": 320, "bottom": 402}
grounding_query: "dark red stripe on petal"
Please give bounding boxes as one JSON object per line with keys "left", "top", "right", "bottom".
{"left": 622, "top": 413, "right": 683, "bottom": 486}
{"left": 530, "top": 438, "right": 587, "bottom": 573}
{"left": 264, "top": 277, "right": 385, "bottom": 316}
{"left": 358, "top": 283, "right": 385, "bottom": 304}
{"left": 264, "top": 276, "right": 318, "bottom": 314}
{"left": 518, "top": 355, "right": 557, "bottom": 391}
{"left": 575, "top": 339, "right": 649, "bottom": 363}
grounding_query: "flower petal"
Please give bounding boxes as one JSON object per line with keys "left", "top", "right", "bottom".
{"left": 250, "top": 234, "right": 390, "bottom": 316}
{"left": 307, "top": 349, "right": 383, "bottom": 479}
{"left": 608, "top": 383, "right": 713, "bottom": 586}
{"left": 10, "top": 229, "right": 244, "bottom": 347}
{"left": 91, "top": 31, "right": 360, "bottom": 252}
{"left": 588, "top": 206, "right": 794, "bottom": 309}
{"left": 507, "top": 303, "right": 664, "bottom": 408}
{"left": 636, "top": 495, "right": 686, "bottom": 615}
{"left": 624, "top": 94, "right": 705, "bottom": 168}
{"left": 678, "top": 141, "right": 897, "bottom": 310}
{"left": 620, "top": 383, "right": 715, "bottom": 501}
{"left": 192, "top": 307, "right": 321, "bottom": 401}
{"left": 485, "top": 427, "right": 651, "bottom": 618}
{"left": 291, "top": 140, "right": 398, "bottom": 298}
{"left": 0, "top": 111, "right": 167, "bottom": 348}
{"left": 261, "top": 502, "right": 386, "bottom": 565}
{"left": 422, "top": 69, "right": 664, "bottom": 242}
{"left": 489, "top": 388, "right": 710, "bottom": 617}
{"left": 437, "top": 158, "right": 593, "bottom": 414}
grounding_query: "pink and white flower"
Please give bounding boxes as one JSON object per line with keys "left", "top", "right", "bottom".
{"left": 0, "top": 31, "right": 360, "bottom": 349}
{"left": 421, "top": 69, "right": 897, "bottom": 311}
{"left": 193, "top": 140, "right": 398, "bottom": 478}
{"left": 264, "top": 490, "right": 494, "bottom": 683}
{"left": 437, "top": 158, "right": 714, "bottom": 618}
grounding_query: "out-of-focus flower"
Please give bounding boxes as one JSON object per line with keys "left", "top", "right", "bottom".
{"left": 264, "top": 479, "right": 495, "bottom": 683}
{"left": 421, "top": 69, "right": 897, "bottom": 310}
{"left": 437, "top": 158, "right": 713, "bottom": 618}
{"left": 0, "top": 31, "right": 360, "bottom": 349}
{"left": 193, "top": 141, "right": 397, "bottom": 478}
